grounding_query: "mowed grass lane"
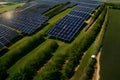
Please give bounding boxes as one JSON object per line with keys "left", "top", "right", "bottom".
{"left": 100, "top": 9, "right": 120, "bottom": 80}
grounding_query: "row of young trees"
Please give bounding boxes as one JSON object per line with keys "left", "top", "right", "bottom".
{"left": 33, "top": 47, "right": 69, "bottom": 80}
{"left": 92, "top": 4, "right": 105, "bottom": 20}
{"left": 6, "top": 40, "right": 58, "bottom": 80}
{"left": 0, "top": 33, "right": 45, "bottom": 79}
{"left": 86, "top": 59, "right": 97, "bottom": 80}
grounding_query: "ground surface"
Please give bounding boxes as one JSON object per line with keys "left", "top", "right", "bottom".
{"left": 100, "top": 9, "right": 120, "bottom": 80}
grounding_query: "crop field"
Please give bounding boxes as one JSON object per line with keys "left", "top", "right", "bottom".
{"left": 0, "top": 0, "right": 108, "bottom": 80}
{"left": 100, "top": 9, "right": 120, "bottom": 80}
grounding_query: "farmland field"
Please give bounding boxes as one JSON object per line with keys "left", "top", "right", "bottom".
{"left": 100, "top": 9, "right": 120, "bottom": 80}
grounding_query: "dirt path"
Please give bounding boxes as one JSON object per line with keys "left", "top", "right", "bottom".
{"left": 92, "top": 51, "right": 101, "bottom": 80}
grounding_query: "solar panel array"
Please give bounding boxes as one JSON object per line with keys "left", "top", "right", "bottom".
{"left": 69, "top": 11, "right": 89, "bottom": 19}
{"left": 0, "top": 25, "right": 19, "bottom": 49}
{"left": 0, "top": 12, "right": 49, "bottom": 35}
{"left": 0, "top": 0, "right": 76, "bottom": 49}
{"left": 47, "top": 15, "right": 85, "bottom": 41}
{"left": 0, "top": 0, "right": 103, "bottom": 50}
{"left": 0, "top": 0, "right": 76, "bottom": 35}
{"left": 47, "top": 0, "right": 103, "bottom": 41}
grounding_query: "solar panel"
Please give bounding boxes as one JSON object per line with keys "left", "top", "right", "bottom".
{"left": 73, "top": 6, "right": 94, "bottom": 13}
{"left": 0, "top": 43, "right": 4, "bottom": 49}
{"left": 0, "top": 37, "right": 10, "bottom": 45}
{"left": 0, "top": 12, "right": 49, "bottom": 35}
{"left": 47, "top": 15, "right": 85, "bottom": 41}
{"left": 78, "top": 3, "right": 99, "bottom": 9}
{"left": 0, "top": 25, "right": 18, "bottom": 46}
{"left": 47, "top": 0, "right": 103, "bottom": 41}
{"left": 68, "top": 11, "right": 90, "bottom": 19}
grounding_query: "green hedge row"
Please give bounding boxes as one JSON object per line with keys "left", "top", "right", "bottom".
{"left": 86, "top": 59, "right": 97, "bottom": 80}
{"left": 61, "top": 6, "right": 107, "bottom": 80}
{"left": 6, "top": 40, "right": 58, "bottom": 80}
{"left": 0, "top": 34, "right": 45, "bottom": 79}
{"left": 33, "top": 47, "right": 69, "bottom": 80}
{"left": 92, "top": 4, "right": 105, "bottom": 20}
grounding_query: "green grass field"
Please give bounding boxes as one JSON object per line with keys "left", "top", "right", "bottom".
{"left": 100, "top": 9, "right": 120, "bottom": 80}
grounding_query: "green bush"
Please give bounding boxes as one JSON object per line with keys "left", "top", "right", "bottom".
{"left": 86, "top": 59, "right": 97, "bottom": 80}
{"left": 6, "top": 40, "right": 58, "bottom": 80}
{"left": 92, "top": 4, "right": 105, "bottom": 20}
{"left": 33, "top": 48, "right": 68, "bottom": 80}
{"left": 0, "top": 34, "right": 45, "bottom": 79}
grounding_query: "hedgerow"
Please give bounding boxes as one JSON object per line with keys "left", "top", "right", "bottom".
{"left": 33, "top": 47, "right": 69, "bottom": 80}
{"left": 0, "top": 34, "right": 45, "bottom": 79}
{"left": 6, "top": 40, "right": 58, "bottom": 80}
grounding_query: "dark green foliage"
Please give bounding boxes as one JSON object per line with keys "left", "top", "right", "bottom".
{"left": 7, "top": 40, "right": 58, "bottom": 80}
{"left": 33, "top": 51, "right": 67, "bottom": 80}
{"left": 86, "top": 59, "right": 97, "bottom": 80}
{"left": 0, "top": 66, "right": 9, "bottom": 80}
{"left": 0, "top": 48, "right": 9, "bottom": 57}
{"left": 0, "top": 35, "right": 45, "bottom": 79}
{"left": 92, "top": 4, "right": 105, "bottom": 20}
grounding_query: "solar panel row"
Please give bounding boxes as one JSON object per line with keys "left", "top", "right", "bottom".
{"left": 0, "top": 43, "right": 4, "bottom": 49}
{"left": 78, "top": 3, "right": 100, "bottom": 9}
{"left": 0, "top": 37, "right": 10, "bottom": 45}
{"left": 79, "top": 0, "right": 103, "bottom": 5}
{"left": 0, "top": 11, "right": 49, "bottom": 35}
{"left": 47, "top": 0, "right": 103, "bottom": 41}
{"left": 70, "top": 0, "right": 103, "bottom": 5}
{"left": 47, "top": 15, "right": 85, "bottom": 41}
{"left": 73, "top": 6, "right": 94, "bottom": 13}
{"left": 0, "top": 0, "right": 70, "bottom": 35}
{"left": 0, "top": 25, "right": 19, "bottom": 49}
{"left": 69, "top": 11, "right": 89, "bottom": 19}
{"left": 24, "top": 0, "right": 68, "bottom": 14}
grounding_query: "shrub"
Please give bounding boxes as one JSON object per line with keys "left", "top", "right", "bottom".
{"left": 7, "top": 40, "right": 58, "bottom": 80}
{"left": 86, "top": 59, "right": 97, "bottom": 80}
{"left": 33, "top": 49, "right": 68, "bottom": 80}
{"left": 0, "top": 34, "right": 45, "bottom": 79}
